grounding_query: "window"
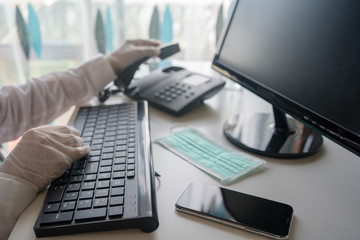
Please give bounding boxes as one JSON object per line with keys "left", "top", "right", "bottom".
{"left": 0, "top": 0, "right": 233, "bottom": 86}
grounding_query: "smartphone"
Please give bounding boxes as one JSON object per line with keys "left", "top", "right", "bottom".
{"left": 175, "top": 182, "right": 294, "bottom": 239}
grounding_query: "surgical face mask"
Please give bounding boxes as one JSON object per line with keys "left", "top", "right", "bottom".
{"left": 154, "top": 127, "right": 266, "bottom": 185}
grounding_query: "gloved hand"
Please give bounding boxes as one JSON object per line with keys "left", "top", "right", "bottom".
{"left": 106, "top": 39, "right": 161, "bottom": 76}
{"left": 0, "top": 125, "right": 90, "bottom": 191}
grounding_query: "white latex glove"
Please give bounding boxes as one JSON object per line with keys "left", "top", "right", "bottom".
{"left": 106, "top": 39, "right": 161, "bottom": 76}
{"left": 0, "top": 125, "right": 90, "bottom": 191}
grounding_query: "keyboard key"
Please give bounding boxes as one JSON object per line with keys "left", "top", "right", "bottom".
{"left": 105, "top": 131, "right": 116, "bottom": 136}
{"left": 127, "top": 171, "right": 135, "bottom": 178}
{"left": 66, "top": 183, "right": 80, "bottom": 192}
{"left": 77, "top": 200, "right": 92, "bottom": 210}
{"left": 84, "top": 174, "right": 96, "bottom": 182}
{"left": 95, "top": 189, "right": 109, "bottom": 198}
{"left": 115, "top": 152, "right": 126, "bottom": 158}
{"left": 103, "top": 141, "right": 115, "bottom": 147}
{"left": 94, "top": 129, "right": 105, "bottom": 134}
{"left": 44, "top": 203, "right": 60, "bottom": 213}
{"left": 73, "top": 159, "right": 87, "bottom": 169}
{"left": 69, "top": 176, "right": 83, "bottom": 183}
{"left": 100, "top": 159, "right": 112, "bottom": 166}
{"left": 94, "top": 134, "right": 105, "bottom": 140}
{"left": 109, "top": 206, "right": 123, "bottom": 218}
{"left": 83, "top": 137, "right": 92, "bottom": 142}
{"left": 99, "top": 167, "right": 112, "bottom": 173}
{"left": 113, "top": 164, "right": 125, "bottom": 171}
{"left": 113, "top": 172, "right": 125, "bottom": 179}
{"left": 79, "top": 190, "right": 94, "bottom": 199}
{"left": 90, "top": 150, "right": 101, "bottom": 156}
{"left": 111, "top": 187, "right": 124, "bottom": 196}
{"left": 85, "top": 162, "right": 99, "bottom": 174}
{"left": 40, "top": 212, "right": 73, "bottom": 225}
{"left": 95, "top": 124, "right": 106, "bottom": 130}
{"left": 64, "top": 192, "right": 78, "bottom": 201}
{"left": 90, "top": 145, "right": 102, "bottom": 150}
{"left": 117, "top": 125, "right": 127, "bottom": 130}
{"left": 61, "top": 201, "right": 76, "bottom": 211}
{"left": 114, "top": 157, "right": 126, "bottom": 164}
{"left": 115, "top": 145, "right": 126, "bottom": 151}
{"left": 101, "top": 154, "right": 114, "bottom": 160}
{"left": 73, "top": 116, "right": 86, "bottom": 133}
{"left": 88, "top": 156, "right": 100, "bottom": 162}
{"left": 110, "top": 196, "right": 124, "bottom": 206}
{"left": 75, "top": 208, "right": 107, "bottom": 221}
{"left": 53, "top": 176, "right": 68, "bottom": 185}
{"left": 92, "top": 139, "right": 103, "bottom": 145}
{"left": 47, "top": 185, "right": 65, "bottom": 203}
{"left": 94, "top": 198, "right": 108, "bottom": 208}
{"left": 81, "top": 182, "right": 95, "bottom": 190}
{"left": 98, "top": 173, "right": 111, "bottom": 180}
{"left": 112, "top": 179, "right": 125, "bottom": 187}
{"left": 127, "top": 164, "right": 135, "bottom": 170}
{"left": 106, "top": 126, "right": 117, "bottom": 131}
{"left": 71, "top": 169, "right": 85, "bottom": 176}
{"left": 108, "top": 122, "right": 117, "bottom": 127}
{"left": 104, "top": 136, "right": 115, "bottom": 142}
{"left": 116, "top": 140, "right": 127, "bottom": 145}
{"left": 83, "top": 131, "right": 93, "bottom": 137}
{"left": 102, "top": 147, "right": 114, "bottom": 153}
{"left": 97, "top": 180, "right": 110, "bottom": 189}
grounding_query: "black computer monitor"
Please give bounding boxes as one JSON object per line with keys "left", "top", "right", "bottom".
{"left": 212, "top": 0, "right": 360, "bottom": 158}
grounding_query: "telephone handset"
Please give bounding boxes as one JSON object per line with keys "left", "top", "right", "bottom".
{"left": 114, "top": 43, "right": 181, "bottom": 92}
{"left": 99, "top": 43, "right": 225, "bottom": 116}
{"left": 98, "top": 43, "right": 180, "bottom": 102}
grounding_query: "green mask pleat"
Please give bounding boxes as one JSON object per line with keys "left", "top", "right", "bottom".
{"left": 155, "top": 128, "right": 266, "bottom": 185}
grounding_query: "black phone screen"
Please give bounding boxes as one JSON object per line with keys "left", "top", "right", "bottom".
{"left": 175, "top": 182, "right": 293, "bottom": 238}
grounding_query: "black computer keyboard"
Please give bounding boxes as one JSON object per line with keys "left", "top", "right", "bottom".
{"left": 33, "top": 101, "right": 159, "bottom": 237}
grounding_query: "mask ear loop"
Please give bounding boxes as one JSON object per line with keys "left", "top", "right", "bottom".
{"left": 169, "top": 124, "right": 190, "bottom": 134}
{"left": 154, "top": 171, "right": 161, "bottom": 191}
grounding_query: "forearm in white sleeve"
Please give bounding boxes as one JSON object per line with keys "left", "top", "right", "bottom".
{"left": 0, "top": 173, "right": 38, "bottom": 240}
{"left": 0, "top": 55, "right": 116, "bottom": 143}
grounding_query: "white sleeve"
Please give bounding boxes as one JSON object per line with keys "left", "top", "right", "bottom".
{"left": 0, "top": 173, "right": 38, "bottom": 240}
{"left": 0, "top": 55, "right": 116, "bottom": 143}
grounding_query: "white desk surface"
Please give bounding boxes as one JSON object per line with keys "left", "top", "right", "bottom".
{"left": 10, "top": 62, "right": 360, "bottom": 240}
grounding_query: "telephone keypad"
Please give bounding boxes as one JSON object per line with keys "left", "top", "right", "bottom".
{"left": 154, "top": 83, "right": 190, "bottom": 103}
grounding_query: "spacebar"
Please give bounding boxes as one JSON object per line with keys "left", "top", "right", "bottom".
{"left": 74, "top": 208, "right": 107, "bottom": 221}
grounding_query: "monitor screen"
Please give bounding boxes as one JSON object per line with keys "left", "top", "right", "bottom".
{"left": 212, "top": 0, "right": 360, "bottom": 157}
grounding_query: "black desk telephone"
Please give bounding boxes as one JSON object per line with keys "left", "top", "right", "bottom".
{"left": 99, "top": 43, "right": 225, "bottom": 116}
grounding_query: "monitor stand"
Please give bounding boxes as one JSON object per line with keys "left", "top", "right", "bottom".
{"left": 223, "top": 106, "right": 323, "bottom": 158}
